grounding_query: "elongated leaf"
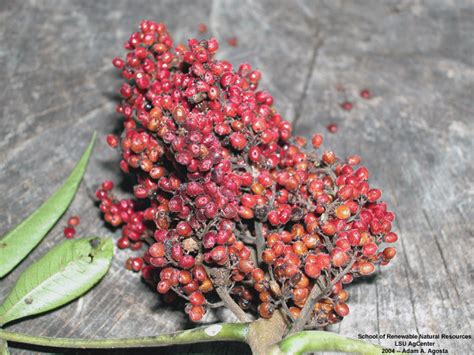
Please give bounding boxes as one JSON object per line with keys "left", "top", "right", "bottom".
{"left": 0, "top": 237, "right": 113, "bottom": 326}
{"left": 0, "top": 133, "right": 96, "bottom": 278}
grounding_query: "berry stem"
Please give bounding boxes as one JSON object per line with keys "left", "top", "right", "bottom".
{"left": 216, "top": 286, "right": 253, "bottom": 322}
{"left": 0, "top": 324, "right": 249, "bottom": 349}
{"left": 269, "top": 331, "right": 405, "bottom": 355}
{"left": 289, "top": 257, "right": 356, "bottom": 334}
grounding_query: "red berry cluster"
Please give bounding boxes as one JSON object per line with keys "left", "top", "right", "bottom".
{"left": 97, "top": 20, "right": 398, "bottom": 327}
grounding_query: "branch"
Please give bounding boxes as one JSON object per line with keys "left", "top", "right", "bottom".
{"left": 216, "top": 286, "right": 252, "bottom": 322}
{"left": 269, "top": 331, "right": 405, "bottom": 355}
{"left": 239, "top": 231, "right": 256, "bottom": 245}
{"left": 279, "top": 297, "right": 295, "bottom": 323}
{"left": 207, "top": 301, "right": 224, "bottom": 308}
{"left": 254, "top": 221, "right": 265, "bottom": 265}
{"left": 269, "top": 267, "right": 294, "bottom": 323}
{"left": 1, "top": 325, "right": 405, "bottom": 355}
{"left": 0, "top": 323, "right": 249, "bottom": 349}
{"left": 289, "top": 257, "right": 356, "bottom": 334}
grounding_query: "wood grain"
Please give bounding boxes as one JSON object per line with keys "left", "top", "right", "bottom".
{"left": 1, "top": 1, "right": 472, "bottom": 354}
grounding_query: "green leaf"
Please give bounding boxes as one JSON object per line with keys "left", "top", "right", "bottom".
{"left": 0, "top": 133, "right": 96, "bottom": 278}
{"left": 0, "top": 237, "right": 113, "bottom": 326}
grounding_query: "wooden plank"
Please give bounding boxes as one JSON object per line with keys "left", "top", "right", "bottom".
{"left": 1, "top": 1, "right": 473, "bottom": 354}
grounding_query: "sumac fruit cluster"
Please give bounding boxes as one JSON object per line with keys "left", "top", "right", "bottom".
{"left": 97, "top": 20, "right": 398, "bottom": 327}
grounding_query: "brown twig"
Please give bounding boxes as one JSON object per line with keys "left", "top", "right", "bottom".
{"left": 314, "top": 166, "right": 337, "bottom": 181}
{"left": 238, "top": 229, "right": 256, "bottom": 245}
{"left": 171, "top": 286, "right": 189, "bottom": 301}
{"left": 279, "top": 293, "right": 295, "bottom": 323}
{"left": 254, "top": 221, "right": 265, "bottom": 266}
{"left": 207, "top": 301, "right": 224, "bottom": 308}
{"left": 198, "top": 218, "right": 218, "bottom": 239}
{"left": 216, "top": 286, "right": 252, "bottom": 322}
{"left": 268, "top": 266, "right": 294, "bottom": 324}
{"left": 269, "top": 183, "right": 277, "bottom": 208}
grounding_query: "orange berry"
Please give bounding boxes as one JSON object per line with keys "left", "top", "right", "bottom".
{"left": 335, "top": 204, "right": 351, "bottom": 220}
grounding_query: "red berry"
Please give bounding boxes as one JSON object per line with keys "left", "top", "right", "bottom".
{"left": 346, "top": 155, "right": 361, "bottom": 166}
{"left": 248, "top": 146, "right": 261, "bottom": 162}
{"left": 179, "top": 271, "right": 192, "bottom": 285}
{"left": 327, "top": 123, "right": 338, "bottom": 133}
{"left": 335, "top": 302, "right": 350, "bottom": 317}
{"left": 241, "top": 194, "right": 257, "bottom": 208}
{"left": 189, "top": 291, "right": 206, "bottom": 306}
{"left": 383, "top": 247, "right": 396, "bottom": 260}
{"left": 193, "top": 265, "right": 208, "bottom": 282}
{"left": 238, "top": 206, "right": 254, "bottom": 219}
{"left": 64, "top": 227, "right": 76, "bottom": 239}
{"left": 304, "top": 262, "right": 321, "bottom": 279}
{"left": 262, "top": 249, "right": 276, "bottom": 264}
{"left": 238, "top": 259, "right": 254, "bottom": 273}
{"left": 313, "top": 253, "right": 330, "bottom": 270}
{"left": 179, "top": 255, "right": 196, "bottom": 269}
{"left": 230, "top": 132, "right": 247, "bottom": 150}
{"left": 331, "top": 249, "right": 347, "bottom": 267}
{"left": 360, "top": 89, "right": 371, "bottom": 99}
{"left": 101, "top": 180, "right": 114, "bottom": 191}
{"left": 341, "top": 101, "right": 353, "bottom": 111}
{"left": 130, "top": 257, "right": 143, "bottom": 272}
{"left": 117, "top": 237, "right": 130, "bottom": 249}
{"left": 176, "top": 221, "right": 192, "bottom": 237}
{"left": 337, "top": 290, "right": 349, "bottom": 302}
{"left": 267, "top": 210, "right": 279, "bottom": 226}
{"left": 258, "top": 302, "right": 274, "bottom": 319}
{"left": 112, "top": 57, "right": 124, "bottom": 69}
{"left": 362, "top": 242, "right": 378, "bottom": 256}
{"left": 198, "top": 23, "right": 207, "bottom": 33}
{"left": 385, "top": 232, "right": 398, "bottom": 243}
{"left": 341, "top": 273, "right": 353, "bottom": 284}
{"left": 67, "top": 216, "right": 80, "bottom": 227}
{"left": 120, "top": 83, "right": 132, "bottom": 98}
{"left": 95, "top": 189, "right": 107, "bottom": 200}
{"left": 359, "top": 261, "right": 375, "bottom": 275}
{"left": 311, "top": 133, "right": 323, "bottom": 148}
{"left": 321, "top": 222, "right": 336, "bottom": 236}
{"left": 355, "top": 167, "right": 369, "bottom": 181}
{"left": 149, "top": 242, "right": 165, "bottom": 257}
{"left": 367, "top": 188, "right": 382, "bottom": 202}
{"left": 210, "top": 246, "right": 228, "bottom": 262}
{"left": 251, "top": 268, "right": 265, "bottom": 282}
{"left": 188, "top": 305, "right": 205, "bottom": 322}
{"left": 322, "top": 151, "right": 336, "bottom": 165}
{"left": 130, "top": 241, "right": 143, "bottom": 251}
{"left": 157, "top": 280, "right": 171, "bottom": 294}
{"left": 106, "top": 134, "right": 119, "bottom": 148}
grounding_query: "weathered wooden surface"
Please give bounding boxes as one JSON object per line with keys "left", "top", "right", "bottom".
{"left": 0, "top": 1, "right": 472, "bottom": 354}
